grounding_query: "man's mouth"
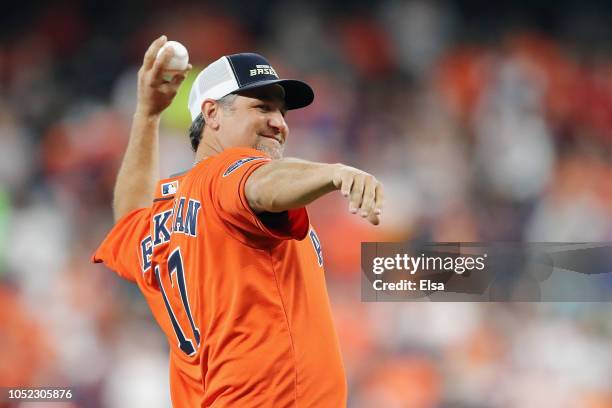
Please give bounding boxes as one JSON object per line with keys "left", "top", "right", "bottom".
{"left": 259, "top": 134, "right": 282, "bottom": 144}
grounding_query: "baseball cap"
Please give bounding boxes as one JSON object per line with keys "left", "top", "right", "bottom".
{"left": 188, "top": 53, "right": 314, "bottom": 121}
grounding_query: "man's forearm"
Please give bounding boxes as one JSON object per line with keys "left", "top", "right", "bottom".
{"left": 111, "top": 36, "right": 190, "bottom": 222}
{"left": 113, "top": 112, "right": 160, "bottom": 221}
{"left": 245, "top": 158, "right": 337, "bottom": 213}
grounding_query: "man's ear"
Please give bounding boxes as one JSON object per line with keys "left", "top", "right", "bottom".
{"left": 202, "top": 100, "right": 220, "bottom": 130}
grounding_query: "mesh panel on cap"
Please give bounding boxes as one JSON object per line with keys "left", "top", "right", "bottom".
{"left": 197, "top": 57, "right": 233, "bottom": 95}
{"left": 188, "top": 57, "right": 241, "bottom": 120}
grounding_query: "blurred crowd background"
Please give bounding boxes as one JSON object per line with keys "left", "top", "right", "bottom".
{"left": 2, "top": 0, "right": 612, "bottom": 407}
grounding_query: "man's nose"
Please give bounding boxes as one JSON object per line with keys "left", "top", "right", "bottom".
{"left": 268, "top": 112, "right": 289, "bottom": 140}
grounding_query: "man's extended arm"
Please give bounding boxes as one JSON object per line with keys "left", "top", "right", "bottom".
{"left": 113, "top": 36, "right": 191, "bottom": 222}
{"left": 245, "top": 159, "right": 384, "bottom": 225}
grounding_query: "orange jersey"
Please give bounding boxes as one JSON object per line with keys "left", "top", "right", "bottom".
{"left": 93, "top": 147, "right": 347, "bottom": 407}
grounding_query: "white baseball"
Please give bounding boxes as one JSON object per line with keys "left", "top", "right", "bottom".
{"left": 156, "top": 40, "right": 189, "bottom": 71}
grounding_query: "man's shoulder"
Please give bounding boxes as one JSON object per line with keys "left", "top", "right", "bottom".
{"left": 216, "top": 147, "right": 270, "bottom": 163}
{"left": 223, "top": 147, "right": 270, "bottom": 173}
{"left": 152, "top": 148, "right": 270, "bottom": 199}
{"left": 194, "top": 148, "right": 271, "bottom": 179}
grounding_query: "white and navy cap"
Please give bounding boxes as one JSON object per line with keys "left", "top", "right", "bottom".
{"left": 188, "top": 53, "right": 314, "bottom": 121}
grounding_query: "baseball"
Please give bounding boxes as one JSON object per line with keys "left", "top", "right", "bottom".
{"left": 156, "top": 40, "right": 189, "bottom": 71}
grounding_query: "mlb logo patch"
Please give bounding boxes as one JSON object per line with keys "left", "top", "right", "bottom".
{"left": 161, "top": 181, "right": 178, "bottom": 196}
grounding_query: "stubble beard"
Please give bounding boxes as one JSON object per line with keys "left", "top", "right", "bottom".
{"left": 254, "top": 141, "right": 284, "bottom": 160}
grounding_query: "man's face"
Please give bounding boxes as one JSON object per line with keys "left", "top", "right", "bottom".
{"left": 216, "top": 84, "right": 289, "bottom": 160}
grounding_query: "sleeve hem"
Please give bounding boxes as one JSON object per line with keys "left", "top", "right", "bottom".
{"left": 237, "top": 161, "right": 310, "bottom": 241}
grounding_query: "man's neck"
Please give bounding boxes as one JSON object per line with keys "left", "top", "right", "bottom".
{"left": 194, "top": 137, "right": 223, "bottom": 165}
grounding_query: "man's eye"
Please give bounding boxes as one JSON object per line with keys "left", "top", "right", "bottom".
{"left": 257, "top": 104, "right": 270, "bottom": 112}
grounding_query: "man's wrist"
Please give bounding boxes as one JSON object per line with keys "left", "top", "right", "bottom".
{"left": 134, "top": 108, "right": 162, "bottom": 121}
{"left": 328, "top": 163, "right": 343, "bottom": 190}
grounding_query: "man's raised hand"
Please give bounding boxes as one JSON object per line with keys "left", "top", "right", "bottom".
{"left": 136, "top": 35, "right": 192, "bottom": 117}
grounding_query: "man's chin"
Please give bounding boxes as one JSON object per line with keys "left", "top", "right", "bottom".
{"left": 255, "top": 141, "right": 284, "bottom": 160}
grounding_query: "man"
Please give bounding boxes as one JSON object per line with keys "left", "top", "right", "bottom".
{"left": 93, "top": 36, "right": 383, "bottom": 407}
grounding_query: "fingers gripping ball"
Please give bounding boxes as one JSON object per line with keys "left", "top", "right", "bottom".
{"left": 156, "top": 41, "right": 189, "bottom": 81}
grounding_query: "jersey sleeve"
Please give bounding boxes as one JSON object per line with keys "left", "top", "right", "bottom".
{"left": 91, "top": 208, "right": 152, "bottom": 282}
{"left": 208, "top": 147, "right": 310, "bottom": 245}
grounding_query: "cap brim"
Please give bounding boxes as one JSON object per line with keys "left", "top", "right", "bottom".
{"left": 235, "top": 79, "right": 314, "bottom": 110}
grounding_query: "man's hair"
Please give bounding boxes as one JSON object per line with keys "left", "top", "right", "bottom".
{"left": 188, "top": 94, "right": 237, "bottom": 152}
